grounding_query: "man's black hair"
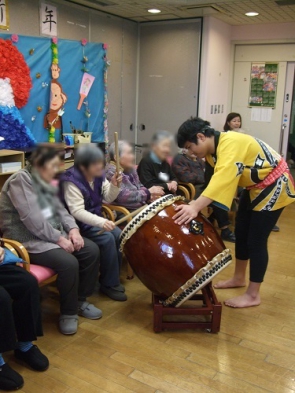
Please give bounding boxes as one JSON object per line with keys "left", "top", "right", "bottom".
{"left": 176, "top": 117, "right": 215, "bottom": 148}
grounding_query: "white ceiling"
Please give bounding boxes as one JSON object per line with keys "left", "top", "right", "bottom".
{"left": 65, "top": 0, "right": 295, "bottom": 24}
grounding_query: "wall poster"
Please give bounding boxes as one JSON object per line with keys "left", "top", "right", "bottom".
{"left": 249, "top": 63, "right": 278, "bottom": 108}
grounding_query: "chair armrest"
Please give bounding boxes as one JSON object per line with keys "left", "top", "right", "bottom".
{"left": 177, "top": 185, "right": 190, "bottom": 200}
{"left": 179, "top": 182, "right": 196, "bottom": 200}
{"left": 3, "top": 238, "right": 31, "bottom": 272}
{"left": 103, "top": 204, "right": 132, "bottom": 222}
{"left": 102, "top": 205, "right": 115, "bottom": 221}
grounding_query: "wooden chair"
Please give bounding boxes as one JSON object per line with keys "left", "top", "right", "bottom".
{"left": 178, "top": 182, "right": 196, "bottom": 199}
{"left": 176, "top": 184, "right": 190, "bottom": 200}
{"left": 102, "top": 204, "right": 134, "bottom": 279}
{"left": 3, "top": 238, "right": 57, "bottom": 287}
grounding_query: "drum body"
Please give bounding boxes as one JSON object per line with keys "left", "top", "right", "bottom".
{"left": 121, "top": 195, "right": 232, "bottom": 307}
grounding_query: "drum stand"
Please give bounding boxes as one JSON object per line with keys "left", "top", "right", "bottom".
{"left": 152, "top": 283, "right": 222, "bottom": 333}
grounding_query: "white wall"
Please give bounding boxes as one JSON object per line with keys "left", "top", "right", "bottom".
{"left": 198, "top": 17, "right": 232, "bottom": 130}
{"left": 199, "top": 17, "right": 295, "bottom": 147}
{"left": 232, "top": 22, "right": 295, "bottom": 42}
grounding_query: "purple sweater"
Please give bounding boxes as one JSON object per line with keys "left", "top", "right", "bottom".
{"left": 105, "top": 162, "right": 150, "bottom": 210}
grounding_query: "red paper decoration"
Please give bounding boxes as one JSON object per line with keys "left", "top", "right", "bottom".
{"left": 0, "top": 39, "right": 32, "bottom": 108}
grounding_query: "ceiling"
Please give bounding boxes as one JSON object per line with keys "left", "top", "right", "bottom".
{"left": 65, "top": 0, "right": 295, "bottom": 24}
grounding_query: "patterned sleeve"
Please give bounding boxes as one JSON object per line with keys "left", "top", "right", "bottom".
{"left": 107, "top": 166, "right": 149, "bottom": 207}
{"left": 172, "top": 155, "right": 205, "bottom": 184}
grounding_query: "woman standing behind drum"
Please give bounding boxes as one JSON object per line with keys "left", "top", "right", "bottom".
{"left": 173, "top": 117, "right": 295, "bottom": 308}
{"left": 137, "top": 131, "right": 178, "bottom": 195}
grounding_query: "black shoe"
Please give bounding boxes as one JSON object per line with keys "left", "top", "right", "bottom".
{"left": 14, "top": 346, "right": 49, "bottom": 372}
{"left": 221, "top": 228, "right": 236, "bottom": 243}
{"left": 0, "top": 363, "right": 24, "bottom": 391}
{"left": 272, "top": 225, "right": 280, "bottom": 232}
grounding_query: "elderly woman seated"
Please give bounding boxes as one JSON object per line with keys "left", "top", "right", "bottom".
{"left": 0, "top": 146, "right": 101, "bottom": 336}
{"left": 137, "top": 131, "right": 178, "bottom": 194}
{"left": 60, "top": 144, "right": 127, "bottom": 302}
{"left": 105, "top": 141, "right": 164, "bottom": 210}
{"left": 172, "top": 148, "right": 205, "bottom": 198}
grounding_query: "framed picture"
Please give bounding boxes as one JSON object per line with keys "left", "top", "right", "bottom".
{"left": 0, "top": 0, "right": 9, "bottom": 30}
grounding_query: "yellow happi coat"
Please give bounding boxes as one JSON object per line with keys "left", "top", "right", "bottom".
{"left": 202, "top": 132, "right": 295, "bottom": 211}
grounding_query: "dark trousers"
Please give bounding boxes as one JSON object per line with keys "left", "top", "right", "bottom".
{"left": 29, "top": 238, "right": 100, "bottom": 315}
{"left": 211, "top": 205, "right": 230, "bottom": 228}
{"left": 81, "top": 226, "right": 122, "bottom": 288}
{"left": 235, "top": 190, "right": 283, "bottom": 283}
{"left": 0, "top": 266, "right": 43, "bottom": 353}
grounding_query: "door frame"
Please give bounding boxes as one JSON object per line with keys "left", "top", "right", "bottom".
{"left": 281, "top": 62, "right": 295, "bottom": 158}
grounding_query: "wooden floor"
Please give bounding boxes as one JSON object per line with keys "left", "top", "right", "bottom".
{"left": 6, "top": 203, "right": 295, "bottom": 393}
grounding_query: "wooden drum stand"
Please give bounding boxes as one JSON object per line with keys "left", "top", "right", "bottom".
{"left": 153, "top": 283, "right": 222, "bottom": 333}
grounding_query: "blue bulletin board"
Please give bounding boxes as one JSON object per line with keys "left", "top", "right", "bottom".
{"left": 0, "top": 34, "right": 107, "bottom": 143}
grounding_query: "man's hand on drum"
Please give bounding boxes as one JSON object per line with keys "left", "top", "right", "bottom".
{"left": 149, "top": 186, "right": 164, "bottom": 202}
{"left": 167, "top": 181, "right": 178, "bottom": 193}
{"left": 103, "top": 220, "right": 116, "bottom": 232}
{"left": 173, "top": 204, "right": 199, "bottom": 225}
{"left": 173, "top": 196, "right": 213, "bottom": 225}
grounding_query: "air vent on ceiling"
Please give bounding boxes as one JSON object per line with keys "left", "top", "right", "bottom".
{"left": 178, "top": 3, "right": 225, "bottom": 13}
{"left": 275, "top": 0, "right": 295, "bottom": 5}
{"left": 84, "top": 0, "right": 117, "bottom": 6}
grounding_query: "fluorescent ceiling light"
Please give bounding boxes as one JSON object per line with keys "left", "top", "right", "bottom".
{"left": 245, "top": 11, "right": 259, "bottom": 16}
{"left": 148, "top": 8, "right": 161, "bottom": 14}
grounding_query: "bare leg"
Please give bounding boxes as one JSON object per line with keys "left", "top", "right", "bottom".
{"left": 224, "top": 281, "right": 261, "bottom": 308}
{"left": 214, "top": 259, "right": 247, "bottom": 289}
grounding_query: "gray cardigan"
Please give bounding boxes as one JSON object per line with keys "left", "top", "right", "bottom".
{"left": 0, "top": 169, "right": 78, "bottom": 253}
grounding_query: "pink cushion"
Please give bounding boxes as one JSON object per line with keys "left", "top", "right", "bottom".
{"left": 30, "top": 265, "right": 56, "bottom": 283}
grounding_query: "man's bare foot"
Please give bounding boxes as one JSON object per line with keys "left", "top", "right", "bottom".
{"left": 214, "top": 277, "right": 246, "bottom": 289}
{"left": 224, "top": 292, "right": 261, "bottom": 308}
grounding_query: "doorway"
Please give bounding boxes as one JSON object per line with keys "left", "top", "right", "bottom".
{"left": 281, "top": 62, "right": 295, "bottom": 165}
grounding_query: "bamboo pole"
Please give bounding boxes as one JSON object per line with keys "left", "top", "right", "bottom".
{"left": 97, "top": 205, "right": 147, "bottom": 235}
{"left": 114, "top": 131, "right": 121, "bottom": 186}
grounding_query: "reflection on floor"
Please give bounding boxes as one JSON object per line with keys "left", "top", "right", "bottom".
{"left": 6, "top": 203, "right": 295, "bottom": 393}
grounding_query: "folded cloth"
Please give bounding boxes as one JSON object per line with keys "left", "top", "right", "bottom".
{"left": 0, "top": 248, "right": 23, "bottom": 266}
{"left": 247, "top": 159, "right": 293, "bottom": 190}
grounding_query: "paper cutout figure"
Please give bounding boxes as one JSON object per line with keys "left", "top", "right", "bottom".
{"left": 77, "top": 72, "right": 95, "bottom": 110}
{"left": 51, "top": 63, "right": 60, "bottom": 79}
{"left": 44, "top": 79, "right": 67, "bottom": 130}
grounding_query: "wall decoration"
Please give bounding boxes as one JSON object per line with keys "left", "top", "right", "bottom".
{"left": 40, "top": 3, "right": 57, "bottom": 37}
{"left": 0, "top": 34, "right": 107, "bottom": 143}
{"left": 0, "top": 0, "right": 9, "bottom": 30}
{"left": 77, "top": 73, "right": 95, "bottom": 110}
{"left": 249, "top": 63, "right": 278, "bottom": 108}
{"left": 0, "top": 38, "right": 36, "bottom": 149}
{"left": 44, "top": 37, "right": 67, "bottom": 142}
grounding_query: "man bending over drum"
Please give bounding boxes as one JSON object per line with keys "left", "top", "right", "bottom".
{"left": 173, "top": 117, "right": 295, "bottom": 308}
